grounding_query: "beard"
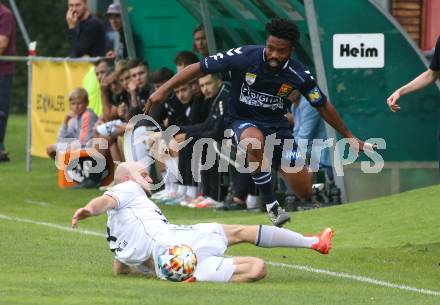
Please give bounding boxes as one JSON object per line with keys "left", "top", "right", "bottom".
{"left": 264, "top": 58, "right": 287, "bottom": 74}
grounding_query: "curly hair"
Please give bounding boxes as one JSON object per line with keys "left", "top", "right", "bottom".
{"left": 266, "top": 18, "right": 300, "bottom": 45}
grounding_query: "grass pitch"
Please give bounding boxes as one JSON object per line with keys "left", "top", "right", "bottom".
{"left": 0, "top": 115, "right": 439, "bottom": 305}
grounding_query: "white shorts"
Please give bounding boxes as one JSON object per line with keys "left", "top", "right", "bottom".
{"left": 154, "top": 223, "right": 235, "bottom": 282}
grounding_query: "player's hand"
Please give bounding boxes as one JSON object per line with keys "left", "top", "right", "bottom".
{"left": 71, "top": 207, "right": 92, "bottom": 228}
{"left": 64, "top": 111, "right": 74, "bottom": 124}
{"left": 143, "top": 99, "right": 152, "bottom": 114}
{"left": 66, "top": 9, "right": 78, "bottom": 29}
{"left": 354, "top": 138, "right": 377, "bottom": 153}
{"left": 387, "top": 91, "right": 401, "bottom": 112}
{"left": 174, "top": 133, "right": 186, "bottom": 143}
{"left": 128, "top": 80, "right": 137, "bottom": 94}
{"left": 106, "top": 50, "right": 117, "bottom": 60}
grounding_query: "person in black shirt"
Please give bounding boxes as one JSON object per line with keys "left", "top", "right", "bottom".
{"left": 387, "top": 35, "right": 440, "bottom": 169}
{"left": 127, "top": 60, "right": 154, "bottom": 118}
{"left": 66, "top": 0, "right": 106, "bottom": 57}
{"left": 177, "top": 74, "right": 230, "bottom": 205}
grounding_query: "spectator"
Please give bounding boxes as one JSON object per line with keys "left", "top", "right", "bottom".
{"left": 174, "top": 50, "right": 203, "bottom": 100}
{"left": 105, "top": 3, "right": 127, "bottom": 60}
{"left": 174, "top": 51, "right": 199, "bottom": 72}
{"left": 127, "top": 59, "right": 153, "bottom": 113}
{"left": 148, "top": 68, "right": 183, "bottom": 199}
{"left": 152, "top": 82, "right": 200, "bottom": 205}
{"left": 66, "top": 0, "right": 106, "bottom": 57}
{"left": 46, "top": 88, "right": 97, "bottom": 159}
{"left": 82, "top": 58, "right": 110, "bottom": 117}
{"left": 0, "top": 1, "right": 15, "bottom": 162}
{"left": 193, "top": 25, "right": 209, "bottom": 57}
{"left": 177, "top": 74, "right": 230, "bottom": 207}
{"left": 100, "top": 68, "right": 124, "bottom": 122}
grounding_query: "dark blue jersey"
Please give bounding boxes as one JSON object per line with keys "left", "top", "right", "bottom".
{"left": 429, "top": 36, "right": 440, "bottom": 71}
{"left": 200, "top": 45, "right": 327, "bottom": 127}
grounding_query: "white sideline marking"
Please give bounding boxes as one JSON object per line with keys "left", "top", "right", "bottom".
{"left": 1, "top": 213, "right": 439, "bottom": 297}
{"left": 25, "top": 199, "right": 51, "bottom": 207}
{"left": 267, "top": 262, "right": 440, "bottom": 297}
{"left": 0, "top": 214, "right": 104, "bottom": 238}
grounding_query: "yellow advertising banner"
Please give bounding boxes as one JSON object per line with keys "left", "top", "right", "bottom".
{"left": 31, "top": 61, "right": 92, "bottom": 158}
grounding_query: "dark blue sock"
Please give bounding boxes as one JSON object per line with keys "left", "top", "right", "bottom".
{"left": 251, "top": 171, "right": 276, "bottom": 206}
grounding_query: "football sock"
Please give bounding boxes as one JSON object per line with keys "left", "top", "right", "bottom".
{"left": 186, "top": 186, "right": 198, "bottom": 199}
{"left": 246, "top": 195, "right": 258, "bottom": 209}
{"left": 251, "top": 171, "right": 276, "bottom": 206}
{"left": 177, "top": 184, "right": 187, "bottom": 196}
{"left": 164, "top": 157, "right": 179, "bottom": 187}
{"left": 255, "top": 225, "right": 318, "bottom": 248}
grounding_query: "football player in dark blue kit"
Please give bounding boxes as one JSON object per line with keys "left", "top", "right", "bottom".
{"left": 147, "top": 19, "right": 369, "bottom": 227}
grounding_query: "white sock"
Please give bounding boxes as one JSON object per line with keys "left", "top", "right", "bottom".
{"left": 170, "top": 183, "right": 178, "bottom": 193}
{"left": 164, "top": 157, "right": 179, "bottom": 183}
{"left": 255, "top": 225, "right": 319, "bottom": 248}
{"left": 177, "top": 185, "right": 187, "bottom": 196}
{"left": 186, "top": 186, "right": 198, "bottom": 199}
{"left": 246, "top": 195, "right": 259, "bottom": 209}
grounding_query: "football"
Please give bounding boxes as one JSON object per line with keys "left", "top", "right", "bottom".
{"left": 158, "top": 244, "right": 197, "bottom": 282}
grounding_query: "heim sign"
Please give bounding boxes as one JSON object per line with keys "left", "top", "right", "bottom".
{"left": 333, "top": 33, "right": 384, "bottom": 68}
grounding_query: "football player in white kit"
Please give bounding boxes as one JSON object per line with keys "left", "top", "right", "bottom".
{"left": 71, "top": 161, "right": 334, "bottom": 282}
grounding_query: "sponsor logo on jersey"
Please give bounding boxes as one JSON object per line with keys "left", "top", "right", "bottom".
{"left": 245, "top": 72, "right": 257, "bottom": 85}
{"left": 277, "top": 83, "right": 293, "bottom": 97}
{"left": 307, "top": 87, "right": 322, "bottom": 103}
{"left": 239, "top": 84, "right": 284, "bottom": 110}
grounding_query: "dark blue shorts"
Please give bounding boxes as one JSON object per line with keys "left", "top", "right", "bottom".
{"left": 230, "top": 119, "right": 301, "bottom": 169}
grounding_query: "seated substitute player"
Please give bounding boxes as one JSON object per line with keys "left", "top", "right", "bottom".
{"left": 145, "top": 19, "right": 370, "bottom": 227}
{"left": 71, "top": 161, "right": 334, "bottom": 283}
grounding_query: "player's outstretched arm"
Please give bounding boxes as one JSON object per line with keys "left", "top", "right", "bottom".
{"left": 144, "top": 63, "right": 204, "bottom": 114}
{"left": 317, "top": 100, "right": 353, "bottom": 140}
{"left": 71, "top": 195, "right": 117, "bottom": 228}
{"left": 318, "top": 101, "right": 374, "bottom": 152}
{"left": 387, "top": 69, "right": 440, "bottom": 112}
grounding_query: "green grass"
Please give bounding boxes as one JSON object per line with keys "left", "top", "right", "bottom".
{"left": 0, "top": 115, "right": 439, "bottom": 305}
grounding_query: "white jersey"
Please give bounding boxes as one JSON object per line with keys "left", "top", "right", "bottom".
{"left": 104, "top": 181, "right": 233, "bottom": 281}
{"left": 104, "top": 181, "right": 169, "bottom": 266}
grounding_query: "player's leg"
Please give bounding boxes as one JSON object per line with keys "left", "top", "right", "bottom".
{"left": 191, "top": 255, "right": 266, "bottom": 282}
{"left": 279, "top": 166, "right": 313, "bottom": 200}
{"left": 229, "top": 256, "right": 267, "bottom": 282}
{"left": 238, "top": 125, "right": 290, "bottom": 227}
{"left": 222, "top": 224, "right": 333, "bottom": 254}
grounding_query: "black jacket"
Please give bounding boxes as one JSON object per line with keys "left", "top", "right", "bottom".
{"left": 181, "top": 82, "right": 230, "bottom": 141}
{"left": 67, "top": 15, "right": 106, "bottom": 57}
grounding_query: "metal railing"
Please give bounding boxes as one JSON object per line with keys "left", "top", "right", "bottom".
{"left": 0, "top": 55, "right": 102, "bottom": 171}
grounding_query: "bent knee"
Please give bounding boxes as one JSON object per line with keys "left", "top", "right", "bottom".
{"left": 240, "top": 128, "right": 265, "bottom": 149}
